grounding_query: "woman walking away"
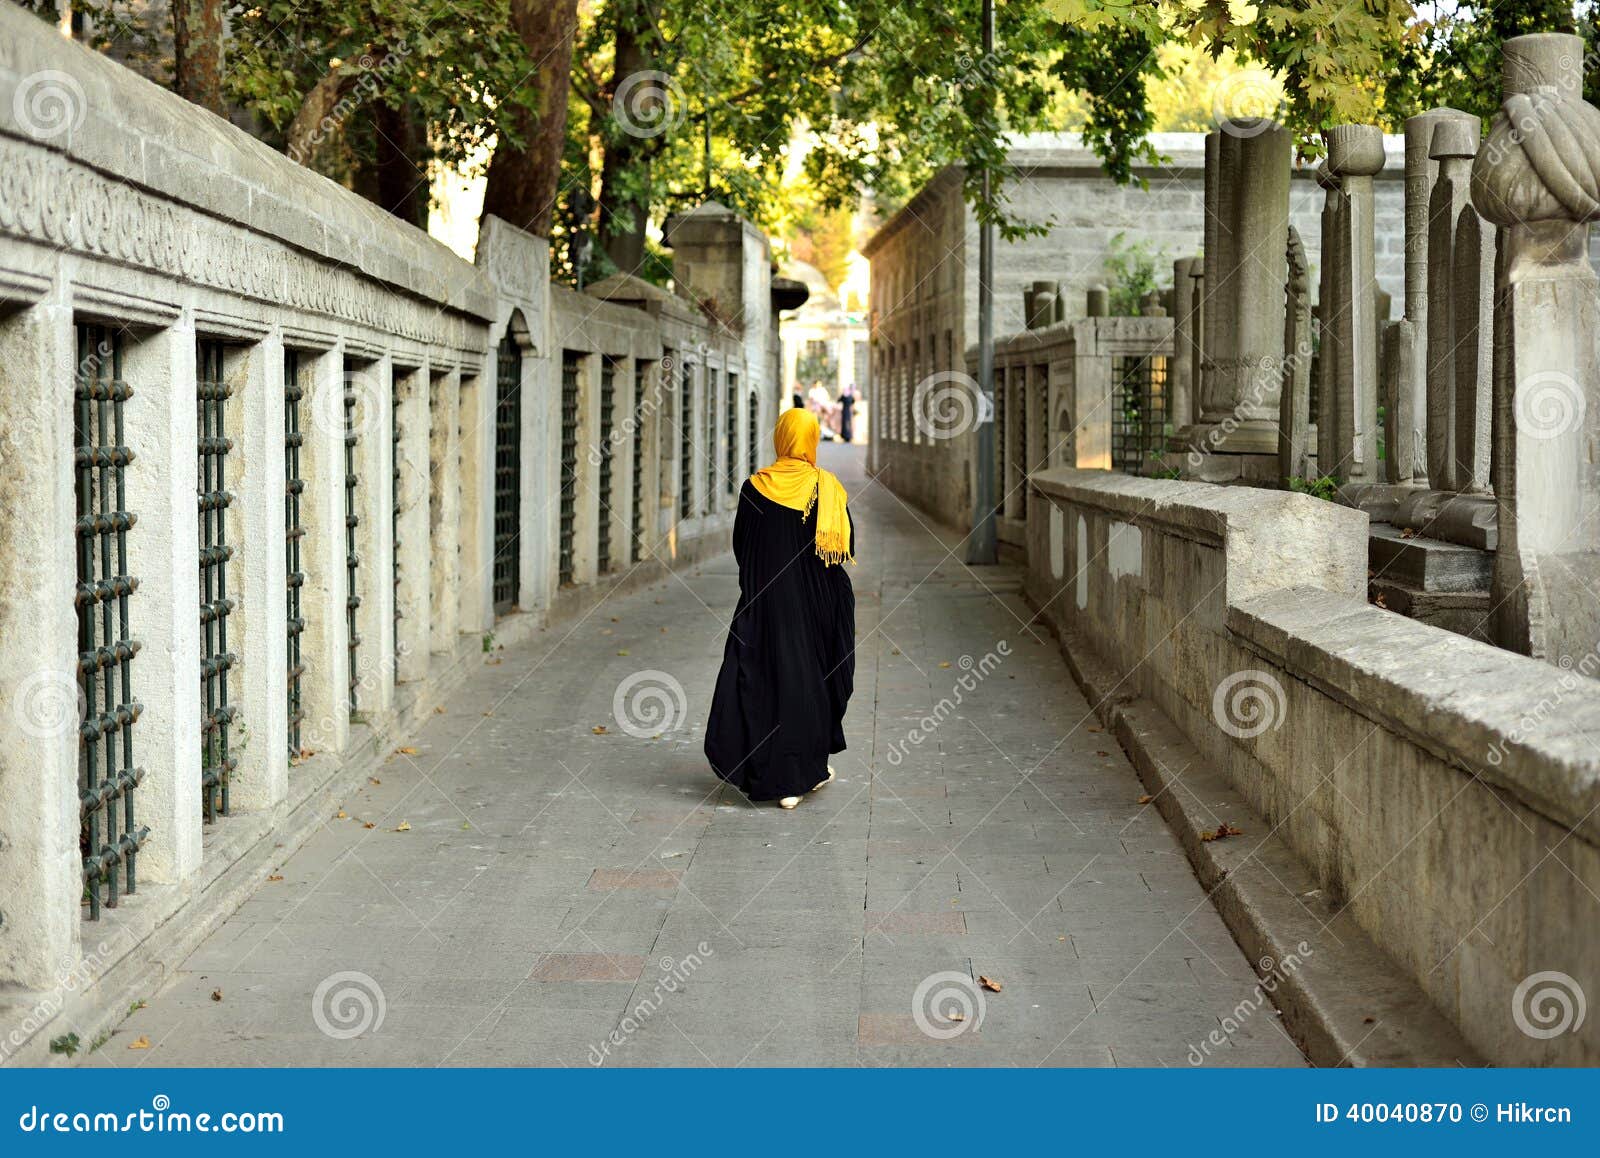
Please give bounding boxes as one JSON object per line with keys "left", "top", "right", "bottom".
{"left": 705, "top": 409, "right": 856, "bottom": 809}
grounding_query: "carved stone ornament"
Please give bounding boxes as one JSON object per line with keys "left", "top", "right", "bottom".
{"left": 1472, "top": 88, "right": 1600, "bottom": 227}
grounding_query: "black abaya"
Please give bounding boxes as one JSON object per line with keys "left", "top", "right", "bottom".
{"left": 704, "top": 481, "right": 856, "bottom": 800}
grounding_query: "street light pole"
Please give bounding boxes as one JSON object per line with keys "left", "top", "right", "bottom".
{"left": 966, "top": 0, "right": 998, "bottom": 565}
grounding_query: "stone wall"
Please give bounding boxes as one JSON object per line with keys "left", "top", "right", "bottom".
{"left": 0, "top": 6, "right": 772, "bottom": 1064}
{"left": 1024, "top": 468, "right": 1600, "bottom": 1065}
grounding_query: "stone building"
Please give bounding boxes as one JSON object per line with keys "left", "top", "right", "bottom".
{"left": 0, "top": 6, "right": 780, "bottom": 1063}
{"left": 863, "top": 132, "right": 1408, "bottom": 530}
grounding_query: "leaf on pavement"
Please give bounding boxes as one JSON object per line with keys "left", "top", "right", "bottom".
{"left": 979, "top": 975, "right": 1002, "bottom": 993}
{"left": 1137, "top": 794, "right": 1154, "bottom": 804}
{"left": 394, "top": 820, "right": 412, "bottom": 832}
{"left": 592, "top": 725, "right": 608, "bottom": 734}
{"left": 128, "top": 1035, "right": 151, "bottom": 1050}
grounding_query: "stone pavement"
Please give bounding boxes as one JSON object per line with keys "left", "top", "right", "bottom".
{"left": 90, "top": 445, "right": 1306, "bottom": 1068}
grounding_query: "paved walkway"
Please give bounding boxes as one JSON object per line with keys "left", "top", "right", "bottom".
{"left": 96, "top": 445, "right": 1305, "bottom": 1067}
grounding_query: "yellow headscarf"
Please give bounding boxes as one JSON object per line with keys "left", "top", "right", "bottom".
{"left": 749, "top": 408, "right": 854, "bottom": 566}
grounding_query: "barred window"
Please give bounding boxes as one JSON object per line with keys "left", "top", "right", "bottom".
{"left": 725, "top": 372, "right": 738, "bottom": 494}
{"left": 678, "top": 362, "right": 693, "bottom": 519}
{"left": 196, "top": 339, "right": 235, "bottom": 821}
{"left": 630, "top": 360, "right": 648, "bottom": 561}
{"left": 493, "top": 333, "right": 520, "bottom": 614}
{"left": 598, "top": 357, "right": 617, "bottom": 574}
{"left": 558, "top": 352, "right": 579, "bottom": 586}
{"left": 343, "top": 362, "right": 361, "bottom": 712}
{"left": 75, "top": 324, "right": 147, "bottom": 918}
{"left": 704, "top": 368, "right": 718, "bottom": 512}
{"left": 285, "top": 351, "right": 306, "bottom": 760}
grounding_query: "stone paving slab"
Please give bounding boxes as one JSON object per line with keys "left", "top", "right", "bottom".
{"left": 91, "top": 446, "right": 1306, "bottom": 1069}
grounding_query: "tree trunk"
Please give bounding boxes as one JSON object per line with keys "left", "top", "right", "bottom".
{"left": 369, "top": 100, "right": 430, "bottom": 228}
{"left": 598, "top": 6, "right": 654, "bottom": 275}
{"left": 172, "top": 0, "right": 226, "bottom": 116}
{"left": 481, "top": 0, "right": 580, "bottom": 237}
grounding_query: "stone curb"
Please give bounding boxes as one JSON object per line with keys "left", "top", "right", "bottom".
{"left": 1034, "top": 604, "right": 1481, "bottom": 1068}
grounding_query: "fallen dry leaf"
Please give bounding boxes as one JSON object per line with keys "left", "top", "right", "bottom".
{"left": 482, "top": 710, "right": 494, "bottom": 717}
{"left": 1201, "top": 821, "right": 1244, "bottom": 842}
{"left": 362, "top": 822, "right": 376, "bottom": 830}
{"left": 979, "top": 975, "right": 1003, "bottom": 993}
{"left": 369, "top": 777, "right": 381, "bottom": 785}
{"left": 335, "top": 810, "right": 348, "bottom": 819}
{"left": 1137, "top": 794, "right": 1154, "bottom": 805}
{"left": 396, "top": 746, "right": 418, "bottom": 756}
{"left": 617, "top": 649, "right": 630, "bottom": 656}
{"left": 1096, "top": 750, "right": 1110, "bottom": 758}
{"left": 394, "top": 820, "right": 412, "bottom": 832}
{"left": 610, "top": 616, "right": 620, "bottom": 623}
{"left": 938, "top": 661, "right": 952, "bottom": 669}
{"left": 210, "top": 989, "right": 223, "bottom": 1002}
{"left": 1087, "top": 725, "right": 1102, "bottom": 733}
{"left": 592, "top": 725, "right": 609, "bottom": 735}
{"left": 485, "top": 657, "right": 502, "bottom": 666}
{"left": 433, "top": 706, "right": 445, "bottom": 714}
{"left": 267, "top": 874, "right": 284, "bottom": 882}
{"left": 128, "top": 1035, "right": 151, "bottom": 1050}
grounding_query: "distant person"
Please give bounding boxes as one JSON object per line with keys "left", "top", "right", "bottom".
{"left": 705, "top": 409, "right": 855, "bottom": 809}
{"left": 807, "top": 381, "right": 839, "bottom": 440}
{"left": 838, "top": 382, "right": 857, "bottom": 443}
{"left": 792, "top": 388, "right": 805, "bottom": 409}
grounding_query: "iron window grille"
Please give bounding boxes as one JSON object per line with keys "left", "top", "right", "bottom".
{"left": 197, "top": 339, "right": 236, "bottom": 822}
{"left": 725, "top": 373, "right": 738, "bottom": 493}
{"left": 343, "top": 363, "right": 361, "bottom": 712}
{"left": 630, "top": 361, "right": 648, "bottom": 561}
{"left": 678, "top": 363, "right": 693, "bottom": 520}
{"left": 746, "top": 391, "right": 759, "bottom": 485}
{"left": 704, "top": 368, "right": 718, "bottom": 512}
{"left": 1110, "top": 354, "right": 1169, "bottom": 474}
{"left": 75, "top": 324, "right": 147, "bottom": 919}
{"left": 391, "top": 370, "right": 402, "bottom": 681}
{"left": 598, "top": 357, "right": 616, "bottom": 574}
{"left": 1018, "top": 371, "right": 1029, "bottom": 519}
{"left": 559, "top": 352, "right": 579, "bottom": 586}
{"left": 285, "top": 351, "right": 306, "bottom": 761}
{"left": 493, "top": 333, "right": 521, "bottom": 614}
{"left": 994, "top": 366, "right": 1007, "bottom": 500}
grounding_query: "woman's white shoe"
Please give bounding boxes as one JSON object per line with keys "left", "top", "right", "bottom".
{"left": 811, "top": 765, "right": 836, "bottom": 793}
{"left": 778, "top": 796, "right": 801, "bottom": 810}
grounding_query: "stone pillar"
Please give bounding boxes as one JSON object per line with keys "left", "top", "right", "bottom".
{"left": 1199, "top": 131, "right": 1222, "bottom": 432}
{"left": 1169, "top": 256, "right": 1198, "bottom": 434}
{"left": 1315, "top": 164, "right": 1340, "bottom": 476}
{"left": 0, "top": 298, "right": 80, "bottom": 988}
{"left": 1425, "top": 117, "right": 1479, "bottom": 491}
{"left": 1323, "top": 124, "right": 1385, "bottom": 484}
{"left": 1028, "top": 281, "right": 1057, "bottom": 329}
{"left": 393, "top": 363, "right": 431, "bottom": 684}
{"left": 1402, "top": 108, "right": 1473, "bottom": 484}
{"left": 428, "top": 368, "right": 461, "bottom": 656}
{"left": 1085, "top": 286, "right": 1108, "bottom": 317}
{"left": 1472, "top": 32, "right": 1600, "bottom": 661}
{"left": 1382, "top": 319, "right": 1417, "bottom": 485}
{"left": 1195, "top": 120, "right": 1290, "bottom": 459}
{"left": 1453, "top": 200, "right": 1496, "bottom": 495}
{"left": 295, "top": 343, "right": 350, "bottom": 756}
{"left": 1279, "top": 226, "right": 1313, "bottom": 481}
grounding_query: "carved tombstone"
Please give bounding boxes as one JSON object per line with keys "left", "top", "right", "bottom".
{"left": 1315, "top": 163, "right": 1340, "bottom": 478}
{"left": 1472, "top": 32, "right": 1600, "bottom": 663}
{"left": 1425, "top": 117, "right": 1478, "bottom": 491}
{"left": 1169, "top": 256, "right": 1199, "bottom": 436}
{"left": 1323, "top": 124, "right": 1386, "bottom": 484}
{"left": 1279, "top": 226, "right": 1313, "bottom": 481}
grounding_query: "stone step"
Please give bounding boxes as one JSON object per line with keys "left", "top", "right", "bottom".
{"left": 1369, "top": 578, "right": 1492, "bottom": 642}
{"left": 1368, "top": 523, "right": 1491, "bottom": 592}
